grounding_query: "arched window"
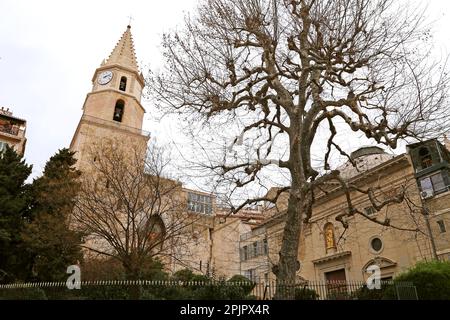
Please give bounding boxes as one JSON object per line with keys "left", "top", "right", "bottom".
{"left": 119, "top": 76, "right": 127, "bottom": 91}
{"left": 324, "top": 223, "right": 336, "bottom": 250}
{"left": 147, "top": 216, "right": 166, "bottom": 245}
{"left": 113, "top": 100, "right": 125, "bottom": 122}
{"left": 419, "top": 147, "right": 433, "bottom": 169}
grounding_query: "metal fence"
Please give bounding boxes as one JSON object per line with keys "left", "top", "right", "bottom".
{"left": 0, "top": 280, "right": 417, "bottom": 300}
{"left": 252, "top": 280, "right": 418, "bottom": 300}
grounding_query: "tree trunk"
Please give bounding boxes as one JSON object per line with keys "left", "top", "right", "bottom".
{"left": 274, "top": 185, "right": 304, "bottom": 300}
{"left": 273, "top": 113, "right": 306, "bottom": 300}
{"left": 124, "top": 263, "right": 142, "bottom": 300}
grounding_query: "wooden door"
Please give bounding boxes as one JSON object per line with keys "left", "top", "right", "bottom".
{"left": 325, "top": 269, "right": 348, "bottom": 299}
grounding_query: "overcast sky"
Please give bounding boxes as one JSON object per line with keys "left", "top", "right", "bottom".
{"left": 1, "top": 0, "right": 449, "bottom": 180}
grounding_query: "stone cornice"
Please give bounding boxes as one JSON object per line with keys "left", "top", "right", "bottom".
{"left": 314, "top": 154, "right": 411, "bottom": 205}
{"left": 92, "top": 64, "right": 145, "bottom": 87}
{"left": 312, "top": 251, "right": 352, "bottom": 265}
{"left": 83, "top": 89, "right": 146, "bottom": 114}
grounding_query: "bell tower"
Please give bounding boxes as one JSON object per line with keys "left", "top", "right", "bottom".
{"left": 70, "top": 25, "right": 149, "bottom": 170}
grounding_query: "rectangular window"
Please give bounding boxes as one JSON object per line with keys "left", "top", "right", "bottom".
{"left": 263, "top": 238, "right": 268, "bottom": 255}
{"left": 437, "top": 220, "right": 447, "bottom": 233}
{"left": 420, "top": 176, "right": 433, "bottom": 193}
{"left": 431, "top": 173, "right": 446, "bottom": 193}
{"left": 0, "top": 121, "right": 20, "bottom": 136}
{"left": 244, "top": 269, "right": 256, "bottom": 282}
{"left": 241, "top": 245, "right": 248, "bottom": 261}
{"left": 242, "top": 239, "right": 268, "bottom": 261}
{"left": 420, "top": 172, "right": 449, "bottom": 195}
{"left": 187, "top": 192, "right": 213, "bottom": 214}
{"left": 247, "top": 244, "right": 254, "bottom": 259}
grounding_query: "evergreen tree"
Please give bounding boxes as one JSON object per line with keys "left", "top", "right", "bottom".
{"left": 22, "top": 148, "right": 84, "bottom": 282}
{"left": 0, "top": 145, "right": 33, "bottom": 283}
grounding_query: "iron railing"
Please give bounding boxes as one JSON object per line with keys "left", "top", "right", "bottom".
{"left": 0, "top": 280, "right": 418, "bottom": 300}
{"left": 0, "top": 125, "right": 20, "bottom": 136}
{"left": 252, "top": 280, "right": 418, "bottom": 300}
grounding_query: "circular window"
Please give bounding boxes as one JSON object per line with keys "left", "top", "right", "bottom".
{"left": 370, "top": 237, "right": 383, "bottom": 253}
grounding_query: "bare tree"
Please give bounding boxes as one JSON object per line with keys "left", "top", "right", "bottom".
{"left": 148, "top": 0, "right": 450, "bottom": 295}
{"left": 72, "top": 140, "right": 200, "bottom": 284}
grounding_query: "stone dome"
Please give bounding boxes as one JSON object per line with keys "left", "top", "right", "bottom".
{"left": 336, "top": 146, "right": 395, "bottom": 179}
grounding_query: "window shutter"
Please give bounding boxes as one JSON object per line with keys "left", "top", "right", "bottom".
{"left": 410, "top": 148, "right": 420, "bottom": 170}
{"left": 442, "top": 170, "right": 450, "bottom": 188}
{"left": 263, "top": 239, "right": 268, "bottom": 255}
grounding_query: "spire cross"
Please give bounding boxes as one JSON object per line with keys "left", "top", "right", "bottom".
{"left": 127, "top": 15, "right": 134, "bottom": 26}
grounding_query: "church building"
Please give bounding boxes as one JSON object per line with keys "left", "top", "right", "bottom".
{"left": 67, "top": 25, "right": 253, "bottom": 277}
{"left": 67, "top": 25, "right": 450, "bottom": 292}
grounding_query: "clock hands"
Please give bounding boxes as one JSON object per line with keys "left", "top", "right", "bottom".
{"left": 98, "top": 71, "right": 113, "bottom": 85}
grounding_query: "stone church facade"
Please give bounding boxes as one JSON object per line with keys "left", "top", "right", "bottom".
{"left": 239, "top": 143, "right": 450, "bottom": 284}
{"left": 68, "top": 25, "right": 450, "bottom": 282}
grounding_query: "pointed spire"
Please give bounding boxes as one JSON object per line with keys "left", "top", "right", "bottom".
{"left": 104, "top": 25, "right": 139, "bottom": 71}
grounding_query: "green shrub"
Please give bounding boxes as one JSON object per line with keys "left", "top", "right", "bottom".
{"left": 227, "top": 275, "right": 256, "bottom": 296}
{"left": 294, "top": 287, "right": 319, "bottom": 300}
{"left": 326, "top": 290, "right": 354, "bottom": 300}
{"left": 150, "top": 270, "right": 256, "bottom": 300}
{"left": 351, "top": 283, "right": 396, "bottom": 300}
{"left": 393, "top": 260, "right": 450, "bottom": 300}
{"left": 171, "top": 269, "right": 200, "bottom": 282}
{"left": 0, "top": 287, "right": 47, "bottom": 300}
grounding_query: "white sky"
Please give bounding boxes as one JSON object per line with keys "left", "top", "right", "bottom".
{"left": 1, "top": 0, "right": 449, "bottom": 179}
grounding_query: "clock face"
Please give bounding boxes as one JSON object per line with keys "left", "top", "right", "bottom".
{"left": 98, "top": 71, "right": 113, "bottom": 85}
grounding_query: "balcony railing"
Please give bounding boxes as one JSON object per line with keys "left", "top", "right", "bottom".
{"left": 0, "top": 125, "right": 20, "bottom": 136}
{"left": 240, "top": 227, "right": 265, "bottom": 241}
{"left": 81, "top": 114, "right": 150, "bottom": 137}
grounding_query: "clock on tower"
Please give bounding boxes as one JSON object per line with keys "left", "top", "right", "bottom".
{"left": 69, "top": 25, "right": 149, "bottom": 171}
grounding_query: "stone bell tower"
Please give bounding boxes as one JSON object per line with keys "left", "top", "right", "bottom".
{"left": 70, "top": 25, "right": 149, "bottom": 171}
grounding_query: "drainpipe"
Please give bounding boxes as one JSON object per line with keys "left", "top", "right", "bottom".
{"left": 208, "top": 227, "right": 213, "bottom": 277}
{"left": 421, "top": 199, "right": 439, "bottom": 260}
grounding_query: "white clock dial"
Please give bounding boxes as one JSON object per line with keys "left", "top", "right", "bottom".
{"left": 98, "top": 71, "right": 113, "bottom": 85}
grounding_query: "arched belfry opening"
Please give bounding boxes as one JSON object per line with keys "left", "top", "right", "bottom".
{"left": 113, "top": 100, "right": 125, "bottom": 122}
{"left": 419, "top": 147, "right": 433, "bottom": 169}
{"left": 119, "top": 76, "right": 127, "bottom": 92}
